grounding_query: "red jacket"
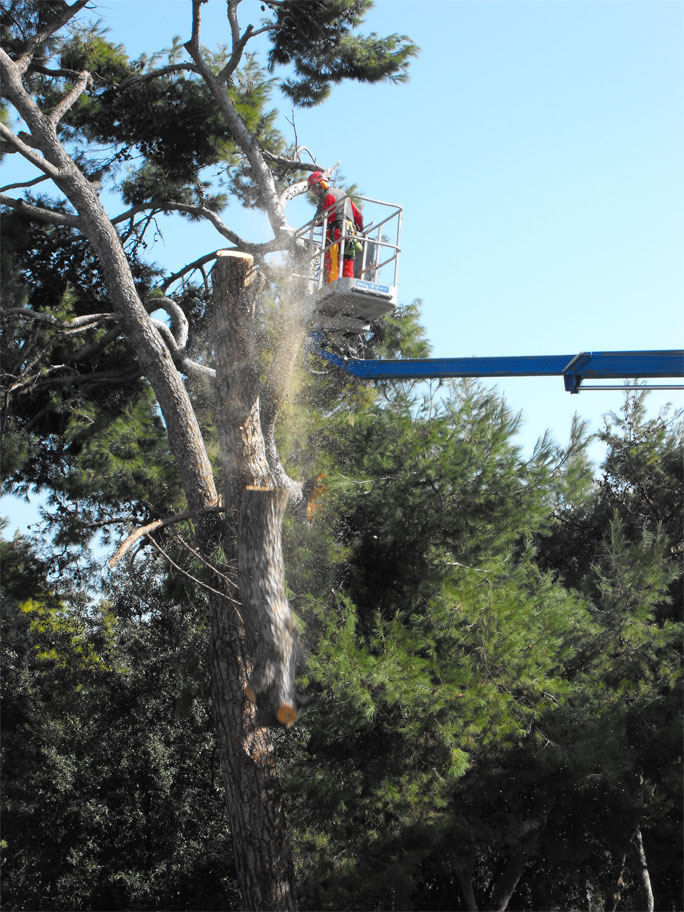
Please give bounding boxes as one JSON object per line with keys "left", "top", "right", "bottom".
{"left": 317, "top": 187, "right": 364, "bottom": 234}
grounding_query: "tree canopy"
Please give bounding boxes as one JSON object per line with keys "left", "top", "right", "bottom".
{"left": 1, "top": 3, "right": 681, "bottom": 911}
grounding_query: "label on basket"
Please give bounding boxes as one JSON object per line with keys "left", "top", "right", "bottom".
{"left": 354, "top": 279, "right": 391, "bottom": 296}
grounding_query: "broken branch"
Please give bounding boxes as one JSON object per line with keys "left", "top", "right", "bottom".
{"left": 108, "top": 505, "right": 225, "bottom": 569}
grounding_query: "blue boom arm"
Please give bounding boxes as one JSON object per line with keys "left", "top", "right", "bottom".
{"left": 315, "top": 346, "right": 684, "bottom": 393}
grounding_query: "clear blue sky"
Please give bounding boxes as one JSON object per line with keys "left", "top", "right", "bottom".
{"left": 3, "top": 0, "right": 683, "bottom": 532}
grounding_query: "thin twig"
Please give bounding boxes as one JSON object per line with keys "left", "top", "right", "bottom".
{"left": 169, "top": 527, "right": 239, "bottom": 590}
{"left": 145, "top": 535, "right": 241, "bottom": 607}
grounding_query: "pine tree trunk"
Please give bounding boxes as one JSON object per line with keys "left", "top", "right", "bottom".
{"left": 207, "top": 588, "right": 296, "bottom": 911}
{"left": 454, "top": 851, "right": 480, "bottom": 912}
{"left": 485, "top": 850, "right": 526, "bottom": 912}
{"left": 634, "top": 827, "right": 655, "bottom": 912}
{"left": 239, "top": 486, "right": 302, "bottom": 726}
{"left": 209, "top": 250, "right": 298, "bottom": 910}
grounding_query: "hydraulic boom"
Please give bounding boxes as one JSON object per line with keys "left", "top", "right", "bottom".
{"left": 315, "top": 346, "right": 684, "bottom": 394}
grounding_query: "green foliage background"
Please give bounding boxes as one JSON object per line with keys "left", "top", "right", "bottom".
{"left": 1, "top": 3, "right": 681, "bottom": 909}
{"left": 3, "top": 307, "right": 681, "bottom": 911}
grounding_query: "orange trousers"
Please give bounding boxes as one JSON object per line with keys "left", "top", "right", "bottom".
{"left": 325, "top": 229, "right": 355, "bottom": 282}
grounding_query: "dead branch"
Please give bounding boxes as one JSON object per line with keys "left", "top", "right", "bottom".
{"left": 148, "top": 317, "right": 216, "bottom": 382}
{"left": 108, "top": 505, "right": 225, "bottom": 569}
{"left": 145, "top": 533, "right": 241, "bottom": 608}
{"left": 168, "top": 527, "right": 239, "bottom": 590}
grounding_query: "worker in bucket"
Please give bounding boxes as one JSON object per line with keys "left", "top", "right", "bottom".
{"left": 307, "top": 171, "right": 364, "bottom": 282}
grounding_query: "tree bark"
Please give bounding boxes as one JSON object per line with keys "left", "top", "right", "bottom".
{"left": 239, "top": 486, "right": 303, "bottom": 725}
{"left": 211, "top": 250, "right": 299, "bottom": 908}
{"left": 207, "top": 587, "right": 297, "bottom": 911}
{"left": 2, "top": 38, "right": 301, "bottom": 912}
{"left": 611, "top": 847, "right": 629, "bottom": 912}
{"left": 213, "top": 251, "right": 271, "bottom": 513}
{"left": 454, "top": 851, "right": 480, "bottom": 912}
{"left": 634, "top": 827, "right": 655, "bottom": 912}
{"left": 485, "top": 850, "right": 526, "bottom": 912}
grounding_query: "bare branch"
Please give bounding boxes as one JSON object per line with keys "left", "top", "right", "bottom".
{"left": 48, "top": 70, "right": 92, "bottom": 124}
{"left": 169, "top": 527, "right": 239, "bottom": 590}
{"left": 0, "top": 307, "right": 116, "bottom": 330}
{"left": 28, "top": 63, "right": 83, "bottom": 79}
{"left": 178, "top": 357, "right": 216, "bottom": 382}
{"left": 0, "top": 116, "right": 62, "bottom": 179}
{"left": 145, "top": 534, "right": 241, "bottom": 607}
{"left": 160, "top": 249, "right": 223, "bottom": 291}
{"left": 149, "top": 296, "right": 189, "bottom": 349}
{"left": 0, "top": 191, "right": 80, "bottom": 225}
{"left": 262, "top": 151, "right": 320, "bottom": 173}
{"left": 217, "top": 1, "right": 256, "bottom": 84}
{"left": 279, "top": 178, "right": 309, "bottom": 208}
{"left": 278, "top": 160, "right": 341, "bottom": 208}
{"left": 189, "top": 0, "right": 203, "bottom": 48}
{"left": 110, "top": 203, "right": 151, "bottom": 225}
{"left": 161, "top": 200, "right": 253, "bottom": 248}
{"left": 115, "top": 61, "right": 199, "bottom": 92}
{"left": 111, "top": 199, "right": 258, "bottom": 251}
{"left": 227, "top": 0, "right": 242, "bottom": 49}
{"left": 108, "top": 505, "right": 225, "bottom": 568}
{"left": 0, "top": 174, "right": 50, "bottom": 193}
{"left": 184, "top": 2, "right": 290, "bottom": 237}
{"left": 149, "top": 316, "right": 216, "bottom": 382}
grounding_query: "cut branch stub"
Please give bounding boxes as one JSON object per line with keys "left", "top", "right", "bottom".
{"left": 238, "top": 485, "right": 305, "bottom": 727}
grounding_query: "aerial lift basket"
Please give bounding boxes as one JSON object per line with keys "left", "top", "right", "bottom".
{"left": 294, "top": 194, "right": 402, "bottom": 333}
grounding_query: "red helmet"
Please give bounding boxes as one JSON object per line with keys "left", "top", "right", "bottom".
{"left": 307, "top": 171, "right": 328, "bottom": 192}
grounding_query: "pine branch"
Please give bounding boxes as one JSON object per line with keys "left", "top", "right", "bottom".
{"left": 0, "top": 114, "right": 63, "bottom": 180}
{"left": 0, "top": 191, "right": 80, "bottom": 225}
{"left": 160, "top": 200, "right": 253, "bottom": 248}
{"left": 277, "top": 159, "right": 340, "bottom": 207}
{"left": 218, "top": 0, "right": 256, "bottom": 83}
{"left": 184, "top": 0, "right": 290, "bottom": 238}
{"left": 47, "top": 69, "right": 92, "bottom": 124}
{"left": 15, "top": 0, "right": 91, "bottom": 75}
{"left": 262, "top": 150, "right": 319, "bottom": 172}
{"left": 149, "top": 296, "right": 189, "bottom": 350}
{"left": 114, "top": 62, "right": 199, "bottom": 92}
{"left": 112, "top": 199, "right": 257, "bottom": 251}
{"left": 27, "top": 63, "right": 83, "bottom": 79}
{"left": 0, "top": 174, "right": 50, "bottom": 193}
